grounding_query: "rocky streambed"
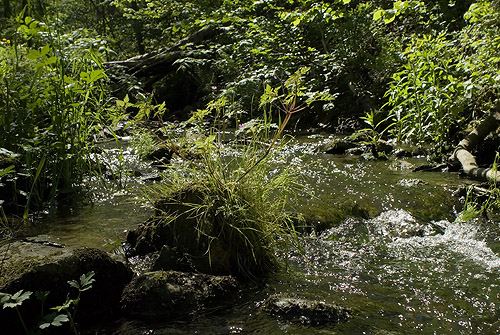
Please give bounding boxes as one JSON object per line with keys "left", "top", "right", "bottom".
{"left": 2, "top": 134, "right": 499, "bottom": 334}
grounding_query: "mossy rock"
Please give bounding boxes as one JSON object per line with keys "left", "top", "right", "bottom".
{"left": 320, "top": 137, "right": 358, "bottom": 155}
{"left": 145, "top": 144, "right": 172, "bottom": 160}
{"left": 120, "top": 270, "right": 238, "bottom": 319}
{"left": 127, "top": 185, "right": 278, "bottom": 278}
{"left": 146, "top": 144, "right": 173, "bottom": 169}
{"left": 301, "top": 200, "right": 372, "bottom": 232}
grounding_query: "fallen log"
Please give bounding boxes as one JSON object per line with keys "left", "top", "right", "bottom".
{"left": 105, "top": 26, "right": 222, "bottom": 78}
{"left": 452, "top": 108, "right": 500, "bottom": 183}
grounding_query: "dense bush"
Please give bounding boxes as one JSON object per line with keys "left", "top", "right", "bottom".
{"left": 2, "top": 0, "right": 500, "bottom": 219}
{"left": 0, "top": 12, "right": 113, "bottom": 217}
{"left": 379, "top": 0, "right": 500, "bottom": 155}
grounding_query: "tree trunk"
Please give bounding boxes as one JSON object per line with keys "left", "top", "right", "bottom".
{"left": 452, "top": 108, "right": 500, "bottom": 183}
{"left": 3, "top": 0, "right": 11, "bottom": 18}
{"left": 130, "top": 1, "right": 145, "bottom": 55}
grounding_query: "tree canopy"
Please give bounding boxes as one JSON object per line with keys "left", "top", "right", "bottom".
{"left": 1, "top": 0, "right": 500, "bottom": 214}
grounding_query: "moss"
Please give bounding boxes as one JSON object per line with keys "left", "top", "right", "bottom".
{"left": 148, "top": 270, "right": 169, "bottom": 281}
{"left": 300, "top": 199, "right": 372, "bottom": 232}
{"left": 0, "top": 242, "right": 68, "bottom": 288}
{"left": 0, "top": 258, "right": 39, "bottom": 288}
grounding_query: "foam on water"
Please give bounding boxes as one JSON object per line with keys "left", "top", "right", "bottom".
{"left": 389, "top": 216, "right": 500, "bottom": 271}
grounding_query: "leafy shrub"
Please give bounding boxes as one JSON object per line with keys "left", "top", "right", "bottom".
{"left": 377, "top": 0, "right": 500, "bottom": 156}
{"left": 0, "top": 12, "right": 113, "bottom": 217}
{"left": 383, "top": 33, "right": 465, "bottom": 152}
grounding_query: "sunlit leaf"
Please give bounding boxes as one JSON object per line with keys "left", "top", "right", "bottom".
{"left": 39, "top": 312, "right": 69, "bottom": 329}
{"left": 373, "top": 9, "right": 384, "bottom": 21}
{"left": 2, "top": 290, "right": 32, "bottom": 308}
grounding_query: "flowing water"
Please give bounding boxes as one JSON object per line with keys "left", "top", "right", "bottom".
{"left": 25, "top": 135, "right": 500, "bottom": 334}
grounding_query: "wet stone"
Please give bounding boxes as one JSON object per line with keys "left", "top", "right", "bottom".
{"left": 323, "top": 139, "right": 358, "bottom": 155}
{"left": 260, "top": 293, "right": 351, "bottom": 326}
{"left": 120, "top": 270, "right": 238, "bottom": 320}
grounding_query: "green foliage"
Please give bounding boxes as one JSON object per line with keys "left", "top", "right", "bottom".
{"left": 382, "top": 33, "right": 465, "bottom": 152}
{"left": 379, "top": 1, "right": 500, "bottom": 156}
{"left": 359, "top": 110, "right": 394, "bottom": 157}
{"left": 459, "top": 0, "right": 500, "bottom": 113}
{"left": 0, "top": 271, "right": 95, "bottom": 335}
{"left": 0, "top": 290, "right": 33, "bottom": 334}
{"left": 1, "top": 289, "right": 33, "bottom": 308}
{"left": 0, "top": 12, "right": 117, "bottom": 217}
{"left": 373, "top": 0, "right": 427, "bottom": 24}
{"left": 68, "top": 271, "right": 96, "bottom": 292}
{"left": 130, "top": 129, "right": 158, "bottom": 159}
{"left": 2, "top": 0, "right": 500, "bottom": 222}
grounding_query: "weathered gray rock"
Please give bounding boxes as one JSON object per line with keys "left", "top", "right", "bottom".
{"left": 260, "top": 293, "right": 351, "bottom": 325}
{"left": 120, "top": 270, "right": 238, "bottom": 319}
{"left": 0, "top": 240, "right": 132, "bottom": 333}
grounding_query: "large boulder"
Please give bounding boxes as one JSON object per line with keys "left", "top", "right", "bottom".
{"left": 120, "top": 270, "right": 238, "bottom": 319}
{"left": 126, "top": 185, "right": 277, "bottom": 277}
{"left": 260, "top": 293, "right": 351, "bottom": 326}
{"left": 0, "top": 240, "right": 132, "bottom": 334}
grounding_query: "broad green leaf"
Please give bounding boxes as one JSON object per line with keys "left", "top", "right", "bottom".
{"left": 89, "top": 70, "right": 106, "bottom": 83}
{"left": 373, "top": 9, "right": 384, "bottom": 21}
{"left": 40, "top": 44, "right": 50, "bottom": 57}
{"left": 3, "top": 290, "right": 32, "bottom": 308}
{"left": 39, "top": 312, "right": 69, "bottom": 329}
{"left": 45, "top": 56, "right": 57, "bottom": 66}
{"left": 79, "top": 271, "right": 96, "bottom": 291}
{"left": 68, "top": 279, "right": 79, "bottom": 290}
{"left": 384, "top": 13, "right": 396, "bottom": 24}
{"left": 0, "top": 293, "right": 10, "bottom": 304}
{"left": 26, "top": 49, "right": 42, "bottom": 60}
{"left": 80, "top": 71, "right": 90, "bottom": 83}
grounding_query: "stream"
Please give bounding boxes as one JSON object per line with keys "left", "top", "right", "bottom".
{"left": 29, "top": 135, "right": 500, "bottom": 334}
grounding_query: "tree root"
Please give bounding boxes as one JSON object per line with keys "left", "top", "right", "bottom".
{"left": 452, "top": 109, "right": 500, "bottom": 183}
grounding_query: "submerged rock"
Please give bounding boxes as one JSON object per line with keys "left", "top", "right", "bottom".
{"left": 0, "top": 241, "right": 132, "bottom": 333}
{"left": 322, "top": 138, "right": 358, "bottom": 155}
{"left": 147, "top": 144, "right": 173, "bottom": 169}
{"left": 301, "top": 200, "right": 372, "bottom": 232}
{"left": 376, "top": 139, "right": 393, "bottom": 155}
{"left": 260, "top": 293, "right": 351, "bottom": 325}
{"left": 369, "top": 209, "right": 445, "bottom": 238}
{"left": 120, "top": 270, "right": 238, "bottom": 319}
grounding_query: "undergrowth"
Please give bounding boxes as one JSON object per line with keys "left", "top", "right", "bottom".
{"left": 138, "top": 67, "right": 332, "bottom": 278}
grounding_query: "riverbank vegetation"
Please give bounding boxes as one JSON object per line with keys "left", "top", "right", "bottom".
{"left": 1, "top": 1, "right": 500, "bottom": 254}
